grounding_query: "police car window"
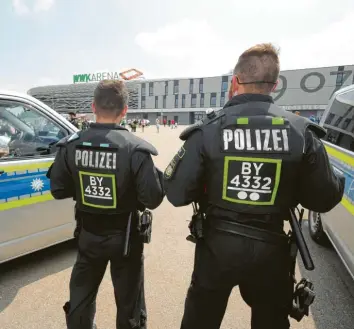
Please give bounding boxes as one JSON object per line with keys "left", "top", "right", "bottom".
{"left": 323, "top": 99, "right": 354, "bottom": 152}
{"left": 0, "top": 100, "right": 66, "bottom": 159}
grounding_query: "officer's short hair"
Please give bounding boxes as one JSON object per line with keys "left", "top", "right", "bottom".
{"left": 233, "top": 43, "right": 280, "bottom": 94}
{"left": 94, "top": 80, "right": 129, "bottom": 117}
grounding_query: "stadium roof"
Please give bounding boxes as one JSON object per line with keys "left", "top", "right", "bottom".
{"left": 28, "top": 81, "right": 140, "bottom": 113}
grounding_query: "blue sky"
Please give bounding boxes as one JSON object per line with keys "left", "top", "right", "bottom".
{"left": 1, "top": 0, "right": 354, "bottom": 92}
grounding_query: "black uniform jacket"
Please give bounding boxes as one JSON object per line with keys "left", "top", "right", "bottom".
{"left": 164, "top": 94, "right": 345, "bottom": 232}
{"left": 49, "top": 124, "right": 165, "bottom": 231}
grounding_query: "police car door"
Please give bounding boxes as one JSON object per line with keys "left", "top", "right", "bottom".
{"left": 0, "top": 96, "right": 76, "bottom": 263}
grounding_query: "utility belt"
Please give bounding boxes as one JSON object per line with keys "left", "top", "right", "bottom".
{"left": 187, "top": 203, "right": 316, "bottom": 322}
{"left": 186, "top": 203, "right": 287, "bottom": 246}
{"left": 74, "top": 209, "right": 153, "bottom": 247}
{"left": 209, "top": 219, "right": 289, "bottom": 246}
{"left": 74, "top": 209, "right": 133, "bottom": 236}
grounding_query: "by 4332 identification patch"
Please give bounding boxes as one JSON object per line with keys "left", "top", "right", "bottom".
{"left": 79, "top": 171, "right": 117, "bottom": 209}
{"left": 222, "top": 156, "right": 282, "bottom": 205}
{"left": 164, "top": 146, "right": 186, "bottom": 180}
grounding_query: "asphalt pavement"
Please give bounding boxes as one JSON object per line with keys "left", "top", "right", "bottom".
{"left": 0, "top": 125, "right": 353, "bottom": 329}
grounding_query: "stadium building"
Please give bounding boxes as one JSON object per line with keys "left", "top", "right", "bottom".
{"left": 28, "top": 65, "right": 354, "bottom": 125}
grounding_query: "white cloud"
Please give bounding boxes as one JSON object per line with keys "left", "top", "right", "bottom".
{"left": 279, "top": 11, "right": 354, "bottom": 70}
{"left": 34, "top": 0, "right": 55, "bottom": 13}
{"left": 135, "top": 11, "right": 354, "bottom": 78}
{"left": 135, "top": 19, "right": 222, "bottom": 60}
{"left": 135, "top": 19, "right": 231, "bottom": 77}
{"left": 12, "top": 0, "right": 30, "bottom": 16}
{"left": 12, "top": 0, "right": 55, "bottom": 16}
{"left": 227, "top": 0, "right": 320, "bottom": 14}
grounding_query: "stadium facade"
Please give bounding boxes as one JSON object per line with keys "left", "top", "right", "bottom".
{"left": 28, "top": 65, "right": 354, "bottom": 125}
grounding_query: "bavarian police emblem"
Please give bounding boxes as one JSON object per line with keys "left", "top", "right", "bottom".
{"left": 164, "top": 165, "right": 173, "bottom": 178}
{"left": 164, "top": 146, "right": 186, "bottom": 180}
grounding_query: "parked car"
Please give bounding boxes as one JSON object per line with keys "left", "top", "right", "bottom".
{"left": 0, "top": 90, "right": 78, "bottom": 264}
{"left": 308, "top": 84, "right": 354, "bottom": 280}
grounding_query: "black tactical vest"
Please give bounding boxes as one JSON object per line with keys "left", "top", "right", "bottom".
{"left": 192, "top": 102, "right": 326, "bottom": 215}
{"left": 59, "top": 124, "right": 157, "bottom": 215}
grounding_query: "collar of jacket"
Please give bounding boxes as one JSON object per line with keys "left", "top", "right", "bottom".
{"left": 223, "top": 93, "right": 274, "bottom": 109}
{"left": 90, "top": 123, "right": 128, "bottom": 131}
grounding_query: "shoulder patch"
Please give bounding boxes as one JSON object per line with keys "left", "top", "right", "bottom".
{"left": 164, "top": 146, "right": 186, "bottom": 180}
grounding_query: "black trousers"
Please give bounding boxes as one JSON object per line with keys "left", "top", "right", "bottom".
{"left": 64, "top": 228, "right": 146, "bottom": 329}
{"left": 180, "top": 228, "right": 292, "bottom": 329}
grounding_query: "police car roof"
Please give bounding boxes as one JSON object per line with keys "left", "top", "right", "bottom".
{"left": 0, "top": 89, "right": 79, "bottom": 132}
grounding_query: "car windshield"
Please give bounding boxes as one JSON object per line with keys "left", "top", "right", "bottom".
{"left": 0, "top": 102, "right": 66, "bottom": 158}
{"left": 0, "top": 106, "right": 35, "bottom": 136}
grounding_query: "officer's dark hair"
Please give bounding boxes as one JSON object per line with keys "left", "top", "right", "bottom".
{"left": 93, "top": 80, "right": 129, "bottom": 117}
{"left": 233, "top": 43, "right": 280, "bottom": 94}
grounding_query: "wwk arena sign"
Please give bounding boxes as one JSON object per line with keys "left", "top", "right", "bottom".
{"left": 73, "top": 69, "right": 143, "bottom": 84}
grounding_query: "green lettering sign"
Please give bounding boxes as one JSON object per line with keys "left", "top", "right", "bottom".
{"left": 72, "top": 71, "right": 122, "bottom": 84}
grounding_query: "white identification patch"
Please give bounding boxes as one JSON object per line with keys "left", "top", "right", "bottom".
{"left": 79, "top": 172, "right": 116, "bottom": 209}
{"left": 222, "top": 157, "right": 282, "bottom": 205}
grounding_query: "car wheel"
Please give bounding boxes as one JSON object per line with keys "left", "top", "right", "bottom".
{"left": 308, "top": 211, "right": 329, "bottom": 245}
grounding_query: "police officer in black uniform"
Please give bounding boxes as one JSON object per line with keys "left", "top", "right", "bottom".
{"left": 68, "top": 112, "right": 80, "bottom": 129}
{"left": 163, "top": 43, "right": 345, "bottom": 329}
{"left": 49, "top": 80, "right": 165, "bottom": 329}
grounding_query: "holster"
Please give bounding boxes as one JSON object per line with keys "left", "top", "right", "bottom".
{"left": 138, "top": 210, "right": 153, "bottom": 244}
{"left": 186, "top": 203, "right": 205, "bottom": 243}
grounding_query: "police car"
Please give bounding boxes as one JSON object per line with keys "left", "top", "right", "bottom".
{"left": 0, "top": 90, "right": 78, "bottom": 264}
{"left": 308, "top": 84, "right": 354, "bottom": 280}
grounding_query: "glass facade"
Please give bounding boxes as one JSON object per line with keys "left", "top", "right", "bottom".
{"left": 210, "top": 93, "right": 217, "bottom": 106}
{"left": 173, "top": 80, "right": 179, "bottom": 94}
{"left": 191, "top": 94, "right": 197, "bottom": 108}
{"left": 199, "top": 78, "right": 203, "bottom": 93}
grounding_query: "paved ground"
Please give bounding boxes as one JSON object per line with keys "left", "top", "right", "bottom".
{"left": 0, "top": 125, "right": 353, "bottom": 329}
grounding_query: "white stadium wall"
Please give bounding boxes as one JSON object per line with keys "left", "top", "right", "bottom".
{"left": 28, "top": 65, "right": 354, "bottom": 125}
